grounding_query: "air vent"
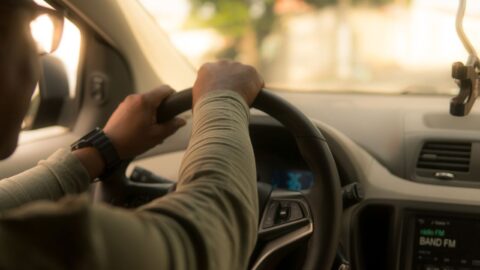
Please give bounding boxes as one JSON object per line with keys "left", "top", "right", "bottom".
{"left": 417, "top": 141, "right": 472, "bottom": 172}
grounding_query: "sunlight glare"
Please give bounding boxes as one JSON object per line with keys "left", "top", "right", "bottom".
{"left": 53, "top": 20, "right": 82, "bottom": 97}
{"left": 30, "top": 15, "right": 54, "bottom": 53}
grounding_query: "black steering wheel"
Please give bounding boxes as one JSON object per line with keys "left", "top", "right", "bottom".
{"left": 96, "top": 89, "right": 342, "bottom": 269}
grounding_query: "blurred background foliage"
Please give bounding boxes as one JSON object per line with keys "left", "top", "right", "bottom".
{"left": 185, "top": 0, "right": 405, "bottom": 59}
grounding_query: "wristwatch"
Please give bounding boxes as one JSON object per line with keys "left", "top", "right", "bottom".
{"left": 71, "top": 127, "right": 121, "bottom": 179}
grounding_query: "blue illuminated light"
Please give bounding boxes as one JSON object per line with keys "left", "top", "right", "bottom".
{"left": 271, "top": 170, "right": 314, "bottom": 191}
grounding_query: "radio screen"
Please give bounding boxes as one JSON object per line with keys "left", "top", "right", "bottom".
{"left": 412, "top": 215, "right": 480, "bottom": 269}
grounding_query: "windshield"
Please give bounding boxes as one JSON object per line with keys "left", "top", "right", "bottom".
{"left": 139, "top": 0, "right": 480, "bottom": 95}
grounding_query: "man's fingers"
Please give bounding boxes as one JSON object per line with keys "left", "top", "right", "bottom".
{"left": 144, "top": 85, "right": 176, "bottom": 107}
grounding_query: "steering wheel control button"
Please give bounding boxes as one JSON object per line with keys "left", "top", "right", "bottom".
{"left": 289, "top": 202, "right": 304, "bottom": 221}
{"left": 262, "top": 200, "right": 308, "bottom": 230}
{"left": 262, "top": 201, "right": 279, "bottom": 229}
{"left": 277, "top": 203, "right": 291, "bottom": 222}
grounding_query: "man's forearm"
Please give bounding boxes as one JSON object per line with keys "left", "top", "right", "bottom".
{"left": 0, "top": 149, "right": 91, "bottom": 212}
{"left": 141, "top": 90, "right": 259, "bottom": 269}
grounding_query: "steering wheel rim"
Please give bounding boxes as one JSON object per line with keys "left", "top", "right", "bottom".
{"left": 99, "top": 88, "right": 342, "bottom": 269}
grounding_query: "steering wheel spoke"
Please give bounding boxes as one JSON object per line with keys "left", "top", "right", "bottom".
{"left": 259, "top": 190, "right": 311, "bottom": 236}
{"left": 251, "top": 189, "right": 314, "bottom": 270}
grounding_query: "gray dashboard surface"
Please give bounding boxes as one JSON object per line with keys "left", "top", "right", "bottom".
{"left": 274, "top": 91, "right": 480, "bottom": 179}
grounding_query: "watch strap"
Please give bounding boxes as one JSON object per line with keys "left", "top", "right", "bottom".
{"left": 71, "top": 128, "right": 121, "bottom": 179}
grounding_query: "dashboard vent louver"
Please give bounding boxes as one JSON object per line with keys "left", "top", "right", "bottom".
{"left": 417, "top": 142, "right": 472, "bottom": 172}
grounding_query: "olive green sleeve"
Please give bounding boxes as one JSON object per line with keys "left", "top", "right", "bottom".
{"left": 139, "top": 90, "right": 259, "bottom": 269}
{"left": 0, "top": 149, "right": 91, "bottom": 211}
{"left": 0, "top": 90, "right": 258, "bottom": 270}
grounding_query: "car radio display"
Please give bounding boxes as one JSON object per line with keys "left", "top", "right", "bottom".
{"left": 412, "top": 215, "right": 480, "bottom": 269}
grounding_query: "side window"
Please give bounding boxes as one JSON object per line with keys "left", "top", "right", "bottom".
{"left": 22, "top": 1, "right": 82, "bottom": 134}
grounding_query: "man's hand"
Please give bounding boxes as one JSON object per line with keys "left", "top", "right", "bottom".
{"left": 103, "top": 86, "right": 186, "bottom": 160}
{"left": 193, "top": 60, "right": 264, "bottom": 106}
{"left": 73, "top": 86, "right": 185, "bottom": 179}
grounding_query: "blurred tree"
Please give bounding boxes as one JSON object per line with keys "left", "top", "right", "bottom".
{"left": 186, "top": 0, "right": 250, "bottom": 39}
{"left": 185, "top": 0, "right": 276, "bottom": 63}
{"left": 304, "top": 0, "right": 335, "bottom": 7}
{"left": 184, "top": 0, "right": 404, "bottom": 62}
{"left": 186, "top": 0, "right": 405, "bottom": 36}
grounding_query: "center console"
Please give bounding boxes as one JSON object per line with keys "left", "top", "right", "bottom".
{"left": 348, "top": 200, "right": 480, "bottom": 270}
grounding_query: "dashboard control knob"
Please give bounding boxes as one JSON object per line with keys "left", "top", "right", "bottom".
{"left": 342, "top": 182, "right": 364, "bottom": 208}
